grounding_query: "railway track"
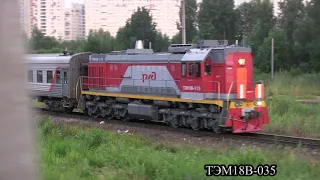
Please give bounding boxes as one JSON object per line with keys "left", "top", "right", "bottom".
{"left": 236, "top": 133, "right": 320, "bottom": 149}
{"left": 33, "top": 107, "right": 320, "bottom": 151}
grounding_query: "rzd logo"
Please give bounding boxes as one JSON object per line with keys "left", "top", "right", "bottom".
{"left": 142, "top": 72, "right": 156, "bottom": 82}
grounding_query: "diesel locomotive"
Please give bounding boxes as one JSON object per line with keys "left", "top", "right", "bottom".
{"left": 26, "top": 40, "right": 270, "bottom": 133}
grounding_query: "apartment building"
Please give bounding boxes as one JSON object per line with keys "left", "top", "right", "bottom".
{"left": 22, "top": 0, "right": 65, "bottom": 40}
{"left": 19, "top": 0, "right": 31, "bottom": 37}
{"left": 85, "top": 0, "right": 181, "bottom": 38}
{"left": 64, "top": 3, "right": 85, "bottom": 41}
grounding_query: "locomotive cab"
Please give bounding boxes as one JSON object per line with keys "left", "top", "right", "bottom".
{"left": 178, "top": 40, "right": 269, "bottom": 133}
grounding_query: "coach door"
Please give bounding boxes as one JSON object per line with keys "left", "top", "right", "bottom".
{"left": 61, "top": 68, "right": 69, "bottom": 97}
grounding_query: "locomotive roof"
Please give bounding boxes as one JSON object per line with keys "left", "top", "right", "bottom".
{"left": 25, "top": 53, "right": 75, "bottom": 64}
{"left": 89, "top": 45, "right": 251, "bottom": 63}
{"left": 90, "top": 53, "right": 185, "bottom": 63}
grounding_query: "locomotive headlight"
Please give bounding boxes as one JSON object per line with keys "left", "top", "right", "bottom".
{"left": 235, "top": 101, "right": 242, "bottom": 107}
{"left": 254, "top": 100, "right": 263, "bottom": 106}
{"left": 238, "top": 59, "right": 246, "bottom": 66}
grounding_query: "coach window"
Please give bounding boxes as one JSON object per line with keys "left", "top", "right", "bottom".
{"left": 47, "top": 71, "right": 53, "bottom": 83}
{"left": 56, "top": 71, "right": 61, "bottom": 84}
{"left": 37, "top": 70, "right": 43, "bottom": 83}
{"left": 189, "top": 63, "right": 195, "bottom": 76}
{"left": 28, "top": 70, "right": 33, "bottom": 82}
{"left": 195, "top": 62, "right": 201, "bottom": 77}
{"left": 181, "top": 63, "right": 186, "bottom": 77}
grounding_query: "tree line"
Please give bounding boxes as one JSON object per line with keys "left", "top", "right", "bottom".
{"left": 25, "top": 0, "right": 320, "bottom": 73}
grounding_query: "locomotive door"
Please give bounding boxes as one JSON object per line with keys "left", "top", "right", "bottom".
{"left": 61, "top": 68, "right": 69, "bottom": 97}
{"left": 180, "top": 61, "right": 202, "bottom": 100}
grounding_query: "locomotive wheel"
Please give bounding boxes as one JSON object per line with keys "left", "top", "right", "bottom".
{"left": 191, "top": 118, "right": 202, "bottom": 131}
{"left": 212, "top": 121, "right": 222, "bottom": 133}
{"left": 65, "top": 107, "right": 73, "bottom": 114}
{"left": 83, "top": 109, "right": 88, "bottom": 116}
{"left": 169, "top": 116, "right": 180, "bottom": 128}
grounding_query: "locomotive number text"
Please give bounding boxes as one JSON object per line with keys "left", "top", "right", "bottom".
{"left": 183, "top": 86, "right": 201, "bottom": 91}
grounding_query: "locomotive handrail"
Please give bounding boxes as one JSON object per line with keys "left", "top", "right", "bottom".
{"left": 75, "top": 76, "right": 83, "bottom": 101}
{"left": 227, "top": 81, "right": 236, "bottom": 109}
{"left": 79, "top": 76, "right": 181, "bottom": 91}
{"left": 203, "top": 80, "right": 220, "bottom": 100}
{"left": 226, "top": 80, "right": 266, "bottom": 109}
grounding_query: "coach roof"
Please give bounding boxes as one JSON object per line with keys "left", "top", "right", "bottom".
{"left": 25, "top": 53, "right": 79, "bottom": 64}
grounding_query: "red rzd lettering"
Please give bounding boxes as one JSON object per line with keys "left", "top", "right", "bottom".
{"left": 142, "top": 72, "right": 156, "bottom": 82}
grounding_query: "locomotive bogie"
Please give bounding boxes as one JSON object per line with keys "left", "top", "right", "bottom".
{"left": 80, "top": 93, "right": 226, "bottom": 132}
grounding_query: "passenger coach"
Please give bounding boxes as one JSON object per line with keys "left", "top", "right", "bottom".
{"left": 25, "top": 52, "right": 89, "bottom": 112}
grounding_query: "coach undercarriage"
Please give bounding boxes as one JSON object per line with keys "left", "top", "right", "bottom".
{"left": 38, "top": 97, "right": 75, "bottom": 114}
{"left": 82, "top": 94, "right": 229, "bottom": 133}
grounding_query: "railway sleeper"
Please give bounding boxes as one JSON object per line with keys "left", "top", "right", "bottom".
{"left": 82, "top": 95, "right": 225, "bottom": 132}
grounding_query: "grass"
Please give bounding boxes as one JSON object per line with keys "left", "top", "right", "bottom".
{"left": 255, "top": 71, "right": 320, "bottom": 98}
{"left": 254, "top": 71, "right": 320, "bottom": 138}
{"left": 38, "top": 119, "right": 320, "bottom": 180}
{"left": 264, "top": 95, "right": 320, "bottom": 138}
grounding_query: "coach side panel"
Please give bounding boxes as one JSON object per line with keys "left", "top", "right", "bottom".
{"left": 27, "top": 64, "right": 66, "bottom": 99}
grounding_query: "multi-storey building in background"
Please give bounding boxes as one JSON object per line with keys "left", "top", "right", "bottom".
{"left": 64, "top": 3, "right": 85, "bottom": 41}
{"left": 19, "top": 0, "right": 312, "bottom": 41}
{"left": 85, "top": 0, "right": 181, "bottom": 38}
{"left": 27, "top": 0, "right": 65, "bottom": 40}
{"left": 19, "top": 0, "right": 31, "bottom": 37}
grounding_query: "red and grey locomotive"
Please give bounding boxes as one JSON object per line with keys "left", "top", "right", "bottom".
{"left": 27, "top": 40, "right": 270, "bottom": 134}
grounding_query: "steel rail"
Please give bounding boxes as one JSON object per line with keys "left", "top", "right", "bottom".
{"left": 236, "top": 132, "right": 320, "bottom": 149}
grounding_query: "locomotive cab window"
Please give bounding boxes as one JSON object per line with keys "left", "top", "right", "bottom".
{"left": 189, "top": 63, "right": 195, "bottom": 76}
{"left": 181, "top": 63, "right": 186, "bottom": 77}
{"left": 204, "top": 58, "right": 212, "bottom": 76}
{"left": 47, "top": 71, "right": 53, "bottom": 83}
{"left": 55, "top": 71, "right": 61, "bottom": 84}
{"left": 195, "top": 62, "right": 201, "bottom": 77}
{"left": 37, "top": 70, "right": 43, "bottom": 83}
{"left": 28, "top": 70, "right": 33, "bottom": 82}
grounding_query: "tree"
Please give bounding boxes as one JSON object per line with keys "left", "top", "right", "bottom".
{"left": 29, "top": 27, "right": 61, "bottom": 53}
{"left": 116, "top": 7, "right": 158, "bottom": 49}
{"left": 254, "top": 26, "right": 290, "bottom": 72}
{"left": 115, "top": 24, "right": 135, "bottom": 50}
{"left": 153, "top": 32, "right": 170, "bottom": 52}
{"left": 277, "top": 0, "right": 305, "bottom": 65}
{"left": 29, "top": 27, "right": 44, "bottom": 51}
{"left": 237, "top": 0, "right": 274, "bottom": 57}
{"left": 235, "top": 2, "right": 256, "bottom": 43}
{"left": 197, "top": 0, "right": 236, "bottom": 42}
{"left": 293, "top": 0, "right": 320, "bottom": 70}
{"left": 85, "top": 29, "right": 115, "bottom": 53}
{"left": 59, "top": 39, "right": 86, "bottom": 53}
{"left": 172, "top": 0, "right": 198, "bottom": 44}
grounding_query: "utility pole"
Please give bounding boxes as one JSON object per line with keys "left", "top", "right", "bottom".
{"left": 181, "top": 0, "right": 186, "bottom": 44}
{"left": 271, "top": 38, "right": 274, "bottom": 79}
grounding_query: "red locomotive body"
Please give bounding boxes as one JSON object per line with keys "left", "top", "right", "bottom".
{"left": 78, "top": 40, "right": 269, "bottom": 133}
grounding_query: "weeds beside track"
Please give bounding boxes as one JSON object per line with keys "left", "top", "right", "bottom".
{"left": 33, "top": 108, "right": 320, "bottom": 155}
